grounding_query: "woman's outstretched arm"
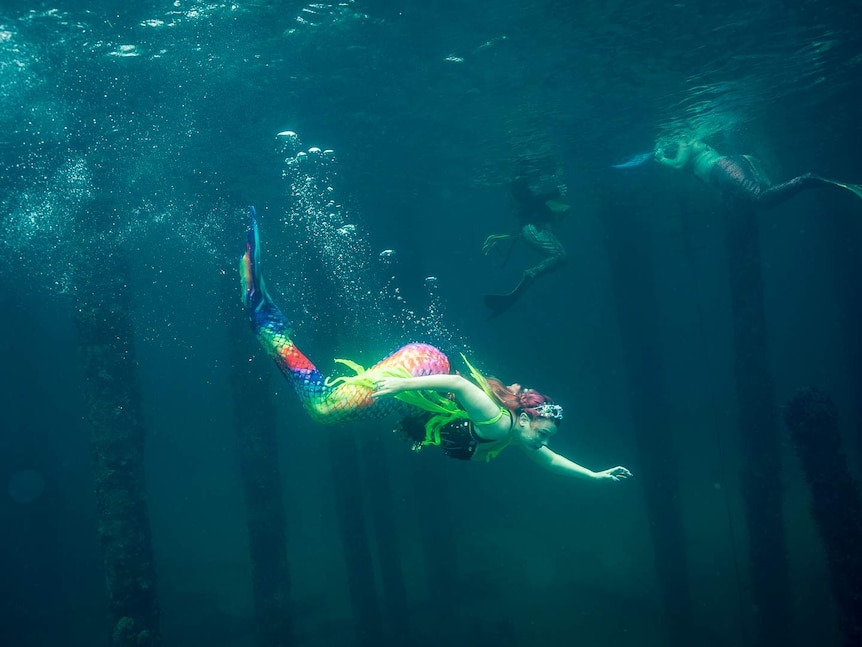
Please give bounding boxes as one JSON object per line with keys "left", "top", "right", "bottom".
{"left": 526, "top": 446, "right": 632, "bottom": 481}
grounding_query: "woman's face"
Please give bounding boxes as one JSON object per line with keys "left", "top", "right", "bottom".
{"left": 516, "top": 413, "right": 558, "bottom": 450}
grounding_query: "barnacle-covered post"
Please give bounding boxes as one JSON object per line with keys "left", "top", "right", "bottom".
{"left": 72, "top": 200, "right": 161, "bottom": 647}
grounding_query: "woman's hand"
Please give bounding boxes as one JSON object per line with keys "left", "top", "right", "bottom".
{"left": 594, "top": 466, "right": 633, "bottom": 482}
{"left": 370, "top": 377, "right": 407, "bottom": 398}
{"left": 654, "top": 143, "right": 675, "bottom": 163}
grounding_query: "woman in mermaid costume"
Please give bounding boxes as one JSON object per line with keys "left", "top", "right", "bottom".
{"left": 240, "top": 208, "right": 631, "bottom": 480}
{"left": 481, "top": 176, "right": 570, "bottom": 318}
{"left": 654, "top": 139, "right": 862, "bottom": 209}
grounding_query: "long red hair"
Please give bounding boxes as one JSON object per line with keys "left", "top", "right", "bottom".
{"left": 486, "top": 377, "right": 558, "bottom": 421}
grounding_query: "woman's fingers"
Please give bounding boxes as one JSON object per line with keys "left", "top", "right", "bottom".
{"left": 371, "top": 379, "right": 393, "bottom": 397}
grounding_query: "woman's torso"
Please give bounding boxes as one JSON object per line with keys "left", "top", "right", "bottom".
{"left": 438, "top": 410, "right": 515, "bottom": 461}
{"left": 689, "top": 142, "right": 723, "bottom": 183}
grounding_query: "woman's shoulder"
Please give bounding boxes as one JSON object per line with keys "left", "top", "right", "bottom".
{"left": 474, "top": 407, "right": 514, "bottom": 440}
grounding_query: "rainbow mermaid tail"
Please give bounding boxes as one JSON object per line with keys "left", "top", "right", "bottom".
{"left": 240, "top": 207, "right": 451, "bottom": 424}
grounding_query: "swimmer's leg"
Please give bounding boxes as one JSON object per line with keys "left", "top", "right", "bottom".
{"left": 520, "top": 223, "right": 567, "bottom": 278}
{"left": 482, "top": 224, "right": 566, "bottom": 317}
{"left": 754, "top": 174, "right": 835, "bottom": 209}
{"left": 711, "top": 158, "right": 862, "bottom": 209}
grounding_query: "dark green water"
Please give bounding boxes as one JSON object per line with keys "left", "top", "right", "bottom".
{"left": 1, "top": 2, "right": 861, "bottom": 646}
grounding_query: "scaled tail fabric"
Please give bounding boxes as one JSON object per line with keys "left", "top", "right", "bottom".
{"left": 240, "top": 206, "right": 450, "bottom": 424}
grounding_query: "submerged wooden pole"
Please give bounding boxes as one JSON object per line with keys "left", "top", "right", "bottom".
{"left": 359, "top": 435, "right": 411, "bottom": 643}
{"left": 721, "top": 207, "right": 788, "bottom": 647}
{"left": 225, "top": 266, "right": 293, "bottom": 647}
{"left": 823, "top": 205, "right": 862, "bottom": 471}
{"left": 784, "top": 387, "right": 862, "bottom": 647}
{"left": 327, "top": 430, "right": 385, "bottom": 647}
{"left": 602, "top": 198, "right": 693, "bottom": 647}
{"left": 73, "top": 246, "right": 161, "bottom": 647}
{"left": 410, "top": 456, "right": 464, "bottom": 638}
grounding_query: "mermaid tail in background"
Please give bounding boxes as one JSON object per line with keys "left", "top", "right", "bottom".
{"left": 825, "top": 179, "right": 862, "bottom": 202}
{"left": 611, "top": 152, "right": 653, "bottom": 169}
{"left": 240, "top": 206, "right": 450, "bottom": 424}
{"left": 483, "top": 273, "right": 533, "bottom": 318}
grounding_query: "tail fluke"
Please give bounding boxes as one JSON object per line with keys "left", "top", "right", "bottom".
{"left": 240, "top": 206, "right": 268, "bottom": 312}
{"left": 238, "top": 208, "right": 321, "bottom": 411}
{"left": 238, "top": 206, "right": 292, "bottom": 338}
{"left": 827, "top": 180, "right": 862, "bottom": 202}
{"left": 611, "top": 152, "right": 653, "bottom": 169}
{"left": 483, "top": 274, "right": 533, "bottom": 318}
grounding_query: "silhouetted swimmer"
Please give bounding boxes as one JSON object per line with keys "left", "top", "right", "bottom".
{"left": 482, "top": 177, "right": 570, "bottom": 317}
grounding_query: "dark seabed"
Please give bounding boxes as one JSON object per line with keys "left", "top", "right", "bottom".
{"left": 2, "top": 1, "right": 862, "bottom": 646}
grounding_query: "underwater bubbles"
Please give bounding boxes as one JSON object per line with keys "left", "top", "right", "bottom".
{"left": 279, "top": 131, "right": 378, "bottom": 340}
{"left": 276, "top": 130, "right": 301, "bottom": 157}
{"left": 8, "top": 469, "right": 46, "bottom": 504}
{"left": 277, "top": 130, "right": 467, "bottom": 355}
